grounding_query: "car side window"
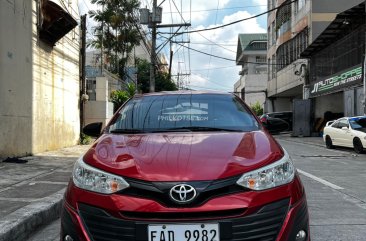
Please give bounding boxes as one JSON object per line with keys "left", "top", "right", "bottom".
{"left": 338, "top": 119, "right": 349, "bottom": 129}
{"left": 331, "top": 121, "right": 339, "bottom": 128}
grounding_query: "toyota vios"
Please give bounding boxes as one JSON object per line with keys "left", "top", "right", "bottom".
{"left": 61, "top": 91, "right": 310, "bottom": 241}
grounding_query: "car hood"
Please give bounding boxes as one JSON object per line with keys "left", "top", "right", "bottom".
{"left": 83, "top": 131, "right": 284, "bottom": 181}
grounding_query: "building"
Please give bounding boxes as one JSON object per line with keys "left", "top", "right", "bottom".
{"left": 234, "top": 34, "right": 268, "bottom": 108}
{"left": 301, "top": 3, "right": 365, "bottom": 124}
{"left": 0, "top": 0, "right": 80, "bottom": 157}
{"left": 266, "top": 0, "right": 364, "bottom": 112}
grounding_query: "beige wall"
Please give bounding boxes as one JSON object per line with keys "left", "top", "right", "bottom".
{"left": 0, "top": 0, "right": 33, "bottom": 157}
{"left": 31, "top": 0, "right": 80, "bottom": 153}
{"left": 0, "top": 0, "right": 80, "bottom": 157}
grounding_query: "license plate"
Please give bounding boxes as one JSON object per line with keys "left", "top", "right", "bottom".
{"left": 148, "top": 223, "right": 219, "bottom": 241}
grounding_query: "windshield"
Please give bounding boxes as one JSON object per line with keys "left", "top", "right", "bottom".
{"left": 108, "top": 93, "right": 260, "bottom": 133}
{"left": 349, "top": 117, "right": 366, "bottom": 131}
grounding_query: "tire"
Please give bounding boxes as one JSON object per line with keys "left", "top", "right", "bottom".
{"left": 353, "top": 138, "right": 364, "bottom": 154}
{"left": 325, "top": 136, "right": 334, "bottom": 149}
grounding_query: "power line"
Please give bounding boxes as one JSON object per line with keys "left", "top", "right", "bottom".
{"left": 196, "top": 32, "right": 236, "bottom": 53}
{"left": 161, "top": 5, "right": 267, "bottom": 14}
{"left": 159, "top": 0, "right": 296, "bottom": 35}
{"left": 191, "top": 65, "right": 238, "bottom": 71}
{"left": 160, "top": 34, "right": 283, "bottom": 66}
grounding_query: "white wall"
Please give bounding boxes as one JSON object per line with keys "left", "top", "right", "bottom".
{"left": 85, "top": 101, "right": 114, "bottom": 126}
{"left": 85, "top": 77, "right": 114, "bottom": 127}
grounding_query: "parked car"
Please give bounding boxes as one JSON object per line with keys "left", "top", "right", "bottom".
{"left": 323, "top": 116, "right": 366, "bottom": 153}
{"left": 260, "top": 111, "right": 293, "bottom": 133}
{"left": 61, "top": 91, "right": 309, "bottom": 241}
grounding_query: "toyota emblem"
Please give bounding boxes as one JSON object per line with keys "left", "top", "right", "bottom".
{"left": 169, "top": 184, "right": 197, "bottom": 203}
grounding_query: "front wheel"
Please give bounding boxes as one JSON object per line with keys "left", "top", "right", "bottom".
{"left": 353, "top": 138, "right": 364, "bottom": 154}
{"left": 325, "top": 136, "right": 334, "bottom": 149}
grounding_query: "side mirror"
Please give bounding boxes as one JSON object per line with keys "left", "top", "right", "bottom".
{"left": 341, "top": 126, "right": 349, "bottom": 130}
{"left": 83, "top": 122, "right": 103, "bottom": 137}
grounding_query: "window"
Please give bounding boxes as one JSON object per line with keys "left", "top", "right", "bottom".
{"left": 334, "top": 119, "right": 349, "bottom": 129}
{"left": 109, "top": 94, "right": 259, "bottom": 132}
{"left": 256, "top": 56, "right": 266, "bottom": 63}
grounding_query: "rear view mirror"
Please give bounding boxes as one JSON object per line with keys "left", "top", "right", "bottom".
{"left": 83, "top": 122, "right": 103, "bottom": 137}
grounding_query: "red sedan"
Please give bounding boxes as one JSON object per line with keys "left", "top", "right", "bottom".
{"left": 61, "top": 91, "right": 310, "bottom": 241}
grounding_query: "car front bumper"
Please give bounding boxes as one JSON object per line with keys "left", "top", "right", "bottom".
{"left": 60, "top": 174, "right": 310, "bottom": 241}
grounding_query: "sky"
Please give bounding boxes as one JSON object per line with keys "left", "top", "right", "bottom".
{"left": 78, "top": 0, "right": 267, "bottom": 92}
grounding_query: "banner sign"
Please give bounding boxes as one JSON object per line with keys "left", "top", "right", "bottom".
{"left": 309, "top": 64, "right": 363, "bottom": 97}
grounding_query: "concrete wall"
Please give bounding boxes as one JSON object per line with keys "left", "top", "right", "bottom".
{"left": 270, "top": 60, "right": 305, "bottom": 97}
{"left": 314, "top": 92, "right": 343, "bottom": 119}
{"left": 0, "top": 0, "right": 33, "bottom": 157}
{"left": 85, "top": 101, "right": 114, "bottom": 126}
{"left": 245, "top": 74, "right": 267, "bottom": 107}
{"left": 85, "top": 77, "right": 114, "bottom": 127}
{"left": 1, "top": 0, "right": 81, "bottom": 157}
{"left": 30, "top": 1, "right": 80, "bottom": 153}
{"left": 272, "top": 98, "right": 293, "bottom": 112}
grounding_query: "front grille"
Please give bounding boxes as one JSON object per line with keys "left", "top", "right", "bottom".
{"left": 120, "top": 175, "right": 247, "bottom": 208}
{"left": 78, "top": 198, "right": 290, "bottom": 241}
{"left": 230, "top": 198, "right": 289, "bottom": 241}
{"left": 121, "top": 208, "right": 246, "bottom": 220}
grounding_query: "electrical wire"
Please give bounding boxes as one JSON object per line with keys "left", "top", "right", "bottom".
{"left": 159, "top": 34, "right": 274, "bottom": 65}
{"left": 162, "top": 5, "right": 267, "bottom": 14}
{"left": 159, "top": 0, "right": 296, "bottom": 35}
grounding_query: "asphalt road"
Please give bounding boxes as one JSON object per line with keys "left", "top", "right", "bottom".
{"left": 27, "top": 138, "right": 366, "bottom": 241}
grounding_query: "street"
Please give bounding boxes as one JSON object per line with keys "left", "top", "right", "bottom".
{"left": 27, "top": 137, "right": 366, "bottom": 241}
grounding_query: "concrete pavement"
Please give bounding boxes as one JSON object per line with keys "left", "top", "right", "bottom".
{"left": 0, "top": 134, "right": 327, "bottom": 241}
{"left": 0, "top": 145, "right": 90, "bottom": 241}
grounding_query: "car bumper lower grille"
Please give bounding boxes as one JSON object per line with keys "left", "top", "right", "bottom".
{"left": 78, "top": 198, "right": 291, "bottom": 241}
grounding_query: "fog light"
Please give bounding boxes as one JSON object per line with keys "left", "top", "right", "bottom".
{"left": 296, "top": 230, "right": 306, "bottom": 241}
{"left": 64, "top": 235, "right": 74, "bottom": 241}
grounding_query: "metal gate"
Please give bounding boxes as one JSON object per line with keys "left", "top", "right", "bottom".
{"left": 292, "top": 99, "right": 312, "bottom": 137}
{"left": 355, "top": 87, "right": 364, "bottom": 116}
{"left": 344, "top": 89, "right": 355, "bottom": 117}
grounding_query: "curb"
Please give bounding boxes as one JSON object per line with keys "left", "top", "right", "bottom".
{"left": 0, "top": 189, "right": 65, "bottom": 241}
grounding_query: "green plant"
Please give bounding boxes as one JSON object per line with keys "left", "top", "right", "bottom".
{"left": 110, "top": 89, "right": 129, "bottom": 112}
{"left": 250, "top": 101, "right": 264, "bottom": 116}
{"left": 79, "top": 133, "right": 92, "bottom": 145}
{"left": 110, "top": 83, "right": 136, "bottom": 112}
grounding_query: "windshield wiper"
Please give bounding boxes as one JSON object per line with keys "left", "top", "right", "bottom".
{"left": 155, "top": 126, "right": 242, "bottom": 132}
{"left": 110, "top": 129, "right": 145, "bottom": 134}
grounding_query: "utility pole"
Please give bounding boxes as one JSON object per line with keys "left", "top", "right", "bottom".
{"left": 80, "top": 14, "right": 87, "bottom": 135}
{"left": 139, "top": 3, "right": 190, "bottom": 93}
{"left": 150, "top": 0, "right": 157, "bottom": 93}
{"left": 168, "top": 41, "right": 173, "bottom": 80}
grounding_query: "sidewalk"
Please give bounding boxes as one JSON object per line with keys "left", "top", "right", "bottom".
{"left": 0, "top": 134, "right": 326, "bottom": 241}
{"left": 0, "top": 145, "right": 90, "bottom": 241}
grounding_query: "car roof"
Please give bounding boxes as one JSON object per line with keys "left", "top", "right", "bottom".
{"left": 134, "top": 90, "right": 233, "bottom": 97}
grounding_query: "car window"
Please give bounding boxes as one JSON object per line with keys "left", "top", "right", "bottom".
{"left": 338, "top": 119, "right": 349, "bottom": 129}
{"left": 349, "top": 117, "right": 366, "bottom": 130}
{"left": 108, "top": 94, "right": 260, "bottom": 132}
{"left": 331, "top": 121, "right": 339, "bottom": 128}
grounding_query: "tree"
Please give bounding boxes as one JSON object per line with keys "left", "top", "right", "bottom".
{"left": 136, "top": 58, "right": 177, "bottom": 93}
{"left": 88, "top": 0, "right": 141, "bottom": 80}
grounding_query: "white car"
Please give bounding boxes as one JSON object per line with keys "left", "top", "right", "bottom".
{"left": 323, "top": 116, "right": 366, "bottom": 153}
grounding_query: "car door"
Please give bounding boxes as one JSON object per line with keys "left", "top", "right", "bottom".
{"left": 337, "top": 119, "right": 353, "bottom": 147}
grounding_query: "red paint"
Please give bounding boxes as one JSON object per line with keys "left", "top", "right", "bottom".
{"left": 83, "top": 131, "right": 283, "bottom": 181}
{"left": 61, "top": 92, "right": 310, "bottom": 241}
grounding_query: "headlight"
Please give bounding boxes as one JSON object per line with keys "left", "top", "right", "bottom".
{"left": 73, "top": 157, "right": 129, "bottom": 194}
{"left": 236, "top": 150, "right": 295, "bottom": 190}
